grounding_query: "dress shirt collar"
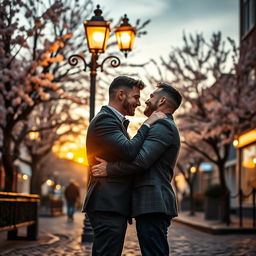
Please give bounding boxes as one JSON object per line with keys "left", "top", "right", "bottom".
{"left": 105, "top": 105, "right": 125, "bottom": 122}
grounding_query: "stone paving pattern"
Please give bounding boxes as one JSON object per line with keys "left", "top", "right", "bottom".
{"left": 1, "top": 213, "right": 256, "bottom": 256}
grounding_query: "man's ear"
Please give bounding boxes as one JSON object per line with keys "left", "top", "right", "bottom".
{"left": 158, "top": 96, "right": 166, "bottom": 106}
{"left": 117, "top": 89, "right": 125, "bottom": 101}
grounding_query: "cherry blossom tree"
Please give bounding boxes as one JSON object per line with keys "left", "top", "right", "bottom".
{"left": 0, "top": 0, "right": 76, "bottom": 191}
{"left": 0, "top": 0, "right": 150, "bottom": 191}
{"left": 16, "top": 101, "right": 86, "bottom": 194}
{"left": 146, "top": 32, "right": 256, "bottom": 223}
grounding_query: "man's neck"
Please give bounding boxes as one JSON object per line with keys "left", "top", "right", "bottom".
{"left": 157, "top": 105, "right": 173, "bottom": 115}
{"left": 108, "top": 102, "right": 125, "bottom": 116}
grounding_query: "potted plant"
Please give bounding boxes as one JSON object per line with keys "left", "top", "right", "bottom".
{"left": 204, "top": 184, "right": 225, "bottom": 220}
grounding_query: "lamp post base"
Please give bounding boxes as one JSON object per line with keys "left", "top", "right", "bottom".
{"left": 81, "top": 217, "right": 94, "bottom": 243}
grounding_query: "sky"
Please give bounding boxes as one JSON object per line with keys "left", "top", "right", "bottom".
{"left": 95, "top": 0, "right": 239, "bottom": 65}
{"left": 90, "top": 0, "right": 239, "bottom": 117}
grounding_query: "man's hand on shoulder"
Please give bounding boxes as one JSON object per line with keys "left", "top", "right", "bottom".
{"left": 144, "top": 111, "right": 167, "bottom": 126}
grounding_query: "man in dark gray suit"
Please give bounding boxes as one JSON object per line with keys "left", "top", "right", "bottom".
{"left": 82, "top": 76, "right": 166, "bottom": 256}
{"left": 92, "top": 82, "right": 182, "bottom": 256}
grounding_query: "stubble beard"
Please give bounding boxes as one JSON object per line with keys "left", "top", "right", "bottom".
{"left": 144, "top": 102, "right": 158, "bottom": 117}
{"left": 123, "top": 98, "right": 135, "bottom": 116}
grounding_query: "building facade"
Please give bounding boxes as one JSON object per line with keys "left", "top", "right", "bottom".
{"left": 233, "top": 0, "right": 256, "bottom": 216}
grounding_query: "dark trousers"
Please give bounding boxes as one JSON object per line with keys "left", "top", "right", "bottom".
{"left": 67, "top": 201, "right": 75, "bottom": 217}
{"left": 136, "top": 213, "right": 171, "bottom": 256}
{"left": 87, "top": 211, "right": 127, "bottom": 256}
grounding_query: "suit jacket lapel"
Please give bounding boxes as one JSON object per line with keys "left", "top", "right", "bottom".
{"left": 101, "top": 106, "right": 130, "bottom": 139}
{"left": 121, "top": 122, "right": 130, "bottom": 139}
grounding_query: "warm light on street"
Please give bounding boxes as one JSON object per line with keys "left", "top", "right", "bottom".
{"left": 29, "top": 131, "right": 39, "bottom": 140}
{"left": 233, "top": 139, "right": 239, "bottom": 147}
{"left": 55, "top": 184, "right": 61, "bottom": 190}
{"left": 46, "top": 179, "right": 54, "bottom": 186}
{"left": 190, "top": 166, "right": 197, "bottom": 173}
{"left": 22, "top": 174, "right": 28, "bottom": 180}
{"left": 77, "top": 157, "right": 84, "bottom": 163}
{"left": 67, "top": 152, "right": 74, "bottom": 159}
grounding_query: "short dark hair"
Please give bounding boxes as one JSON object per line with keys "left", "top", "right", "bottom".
{"left": 157, "top": 82, "right": 182, "bottom": 110}
{"left": 109, "top": 76, "right": 145, "bottom": 99}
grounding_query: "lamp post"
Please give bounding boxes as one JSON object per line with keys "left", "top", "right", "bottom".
{"left": 68, "top": 4, "right": 137, "bottom": 242}
{"left": 68, "top": 5, "right": 136, "bottom": 121}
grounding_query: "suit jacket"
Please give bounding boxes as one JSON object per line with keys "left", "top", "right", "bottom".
{"left": 82, "top": 106, "right": 149, "bottom": 217}
{"left": 106, "top": 114, "right": 180, "bottom": 218}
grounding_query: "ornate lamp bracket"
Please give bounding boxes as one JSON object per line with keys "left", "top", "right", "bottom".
{"left": 98, "top": 55, "right": 121, "bottom": 72}
{"left": 68, "top": 54, "right": 91, "bottom": 72}
{"left": 68, "top": 54, "right": 121, "bottom": 73}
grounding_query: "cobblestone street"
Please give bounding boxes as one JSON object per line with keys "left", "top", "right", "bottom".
{"left": 1, "top": 213, "right": 256, "bottom": 256}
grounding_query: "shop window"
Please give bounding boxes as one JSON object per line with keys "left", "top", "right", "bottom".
{"left": 241, "top": 143, "right": 256, "bottom": 204}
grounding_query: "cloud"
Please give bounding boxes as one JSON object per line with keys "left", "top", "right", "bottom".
{"left": 96, "top": 0, "right": 170, "bottom": 20}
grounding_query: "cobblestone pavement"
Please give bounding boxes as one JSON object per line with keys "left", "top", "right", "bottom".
{"left": 2, "top": 213, "right": 256, "bottom": 256}
{"left": 168, "top": 222, "right": 256, "bottom": 256}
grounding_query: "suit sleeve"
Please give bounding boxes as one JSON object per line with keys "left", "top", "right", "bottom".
{"left": 106, "top": 120, "right": 175, "bottom": 176}
{"left": 94, "top": 114, "right": 149, "bottom": 161}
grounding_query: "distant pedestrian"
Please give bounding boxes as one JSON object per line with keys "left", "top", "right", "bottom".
{"left": 64, "top": 180, "right": 80, "bottom": 222}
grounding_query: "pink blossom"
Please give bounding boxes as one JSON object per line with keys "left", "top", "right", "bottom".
{"left": 12, "top": 97, "right": 22, "bottom": 106}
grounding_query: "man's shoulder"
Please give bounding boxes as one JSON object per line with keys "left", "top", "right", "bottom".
{"left": 153, "top": 118, "right": 177, "bottom": 130}
{"left": 88, "top": 109, "right": 121, "bottom": 132}
{"left": 150, "top": 118, "right": 179, "bottom": 141}
{"left": 90, "top": 109, "right": 116, "bottom": 124}
{"left": 95, "top": 112, "right": 114, "bottom": 120}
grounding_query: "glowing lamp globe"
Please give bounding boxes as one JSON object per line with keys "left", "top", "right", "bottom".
{"left": 115, "top": 14, "right": 136, "bottom": 57}
{"left": 84, "top": 5, "right": 110, "bottom": 53}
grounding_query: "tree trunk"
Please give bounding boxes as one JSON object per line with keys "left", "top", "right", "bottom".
{"left": 3, "top": 156, "right": 15, "bottom": 192}
{"left": 2, "top": 132, "right": 15, "bottom": 192}
{"left": 217, "top": 162, "right": 230, "bottom": 225}
{"left": 189, "top": 183, "right": 195, "bottom": 216}
{"left": 30, "top": 158, "right": 42, "bottom": 195}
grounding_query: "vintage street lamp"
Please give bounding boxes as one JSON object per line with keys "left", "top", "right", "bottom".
{"left": 83, "top": 6, "right": 110, "bottom": 53}
{"left": 68, "top": 4, "right": 137, "bottom": 243}
{"left": 115, "top": 14, "right": 136, "bottom": 57}
{"left": 68, "top": 5, "right": 136, "bottom": 121}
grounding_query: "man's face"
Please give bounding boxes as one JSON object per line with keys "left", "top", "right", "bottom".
{"left": 144, "top": 88, "right": 162, "bottom": 117}
{"left": 122, "top": 86, "right": 141, "bottom": 116}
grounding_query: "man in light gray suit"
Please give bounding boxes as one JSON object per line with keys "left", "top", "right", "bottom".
{"left": 82, "top": 76, "right": 166, "bottom": 256}
{"left": 92, "top": 82, "right": 182, "bottom": 256}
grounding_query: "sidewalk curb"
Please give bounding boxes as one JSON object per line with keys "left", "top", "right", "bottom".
{"left": 173, "top": 217, "right": 256, "bottom": 235}
{"left": 0, "top": 233, "right": 60, "bottom": 255}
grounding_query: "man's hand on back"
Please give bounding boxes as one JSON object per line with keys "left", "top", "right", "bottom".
{"left": 91, "top": 157, "right": 108, "bottom": 177}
